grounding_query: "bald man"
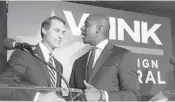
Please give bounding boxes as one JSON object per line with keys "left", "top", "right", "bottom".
{"left": 69, "top": 14, "right": 141, "bottom": 101}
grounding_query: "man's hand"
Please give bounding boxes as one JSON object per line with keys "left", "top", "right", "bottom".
{"left": 37, "top": 92, "right": 65, "bottom": 102}
{"left": 83, "top": 80, "right": 101, "bottom": 101}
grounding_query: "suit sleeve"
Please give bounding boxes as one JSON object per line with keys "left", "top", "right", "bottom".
{"left": 7, "top": 49, "right": 29, "bottom": 75}
{"left": 0, "top": 49, "right": 37, "bottom": 100}
{"left": 56, "top": 60, "right": 63, "bottom": 88}
{"left": 107, "top": 51, "right": 141, "bottom": 101}
{"left": 69, "top": 60, "right": 76, "bottom": 88}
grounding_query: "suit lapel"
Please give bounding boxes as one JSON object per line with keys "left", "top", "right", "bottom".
{"left": 85, "top": 51, "right": 90, "bottom": 81}
{"left": 88, "top": 42, "right": 113, "bottom": 82}
{"left": 53, "top": 58, "right": 63, "bottom": 87}
{"left": 33, "top": 44, "right": 50, "bottom": 86}
{"left": 53, "top": 59, "right": 61, "bottom": 73}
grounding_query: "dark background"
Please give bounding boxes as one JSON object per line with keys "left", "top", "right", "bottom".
{"left": 0, "top": 2, "right": 7, "bottom": 74}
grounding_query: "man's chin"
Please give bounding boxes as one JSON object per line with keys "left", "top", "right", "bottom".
{"left": 83, "top": 40, "right": 91, "bottom": 45}
{"left": 54, "top": 45, "right": 60, "bottom": 49}
{"left": 82, "top": 38, "right": 91, "bottom": 45}
{"left": 82, "top": 40, "right": 87, "bottom": 44}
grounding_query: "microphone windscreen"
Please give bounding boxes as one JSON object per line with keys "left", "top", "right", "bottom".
{"left": 3, "top": 38, "right": 16, "bottom": 50}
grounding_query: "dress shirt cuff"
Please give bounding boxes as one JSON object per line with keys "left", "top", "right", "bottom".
{"left": 104, "top": 91, "right": 109, "bottom": 102}
{"left": 33, "top": 92, "right": 40, "bottom": 102}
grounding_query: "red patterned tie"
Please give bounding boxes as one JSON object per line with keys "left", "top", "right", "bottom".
{"left": 47, "top": 56, "right": 57, "bottom": 87}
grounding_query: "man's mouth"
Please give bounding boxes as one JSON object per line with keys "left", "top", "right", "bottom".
{"left": 55, "top": 38, "right": 62, "bottom": 44}
{"left": 81, "top": 31, "right": 86, "bottom": 35}
{"left": 81, "top": 34, "right": 86, "bottom": 38}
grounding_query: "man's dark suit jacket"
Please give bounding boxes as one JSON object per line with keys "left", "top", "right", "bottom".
{"left": 69, "top": 42, "right": 141, "bottom": 101}
{"left": 0, "top": 44, "right": 63, "bottom": 100}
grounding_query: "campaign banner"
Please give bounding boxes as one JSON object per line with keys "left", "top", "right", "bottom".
{"left": 7, "top": 1, "right": 173, "bottom": 97}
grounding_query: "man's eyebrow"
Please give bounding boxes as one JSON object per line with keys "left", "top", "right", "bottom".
{"left": 55, "top": 28, "right": 60, "bottom": 29}
{"left": 63, "top": 30, "right": 66, "bottom": 33}
{"left": 54, "top": 28, "right": 60, "bottom": 31}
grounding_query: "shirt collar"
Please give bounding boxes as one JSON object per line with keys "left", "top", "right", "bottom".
{"left": 39, "top": 42, "right": 52, "bottom": 62}
{"left": 95, "top": 39, "right": 109, "bottom": 50}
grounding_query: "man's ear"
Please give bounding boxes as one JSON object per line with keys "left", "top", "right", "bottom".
{"left": 41, "top": 27, "right": 47, "bottom": 35}
{"left": 96, "top": 25, "right": 103, "bottom": 34}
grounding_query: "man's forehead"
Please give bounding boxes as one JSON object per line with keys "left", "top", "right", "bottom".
{"left": 51, "top": 20, "right": 65, "bottom": 27}
{"left": 85, "top": 17, "right": 96, "bottom": 24}
{"left": 86, "top": 14, "right": 108, "bottom": 23}
{"left": 86, "top": 16, "right": 95, "bottom": 21}
{"left": 51, "top": 19, "right": 65, "bottom": 25}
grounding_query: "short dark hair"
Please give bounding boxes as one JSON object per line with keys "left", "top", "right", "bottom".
{"left": 41, "top": 16, "right": 66, "bottom": 38}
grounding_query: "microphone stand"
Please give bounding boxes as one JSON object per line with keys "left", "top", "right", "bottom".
{"left": 23, "top": 48, "right": 75, "bottom": 101}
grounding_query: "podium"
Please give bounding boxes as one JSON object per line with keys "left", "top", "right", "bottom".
{"left": 0, "top": 101, "right": 33, "bottom": 102}
{"left": 149, "top": 90, "right": 175, "bottom": 101}
{"left": 0, "top": 84, "right": 83, "bottom": 101}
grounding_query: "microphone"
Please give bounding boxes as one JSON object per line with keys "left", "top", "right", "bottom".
{"left": 4, "top": 38, "right": 34, "bottom": 53}
{"left": 4, "top": 38, "right": 75, "bottom": 101}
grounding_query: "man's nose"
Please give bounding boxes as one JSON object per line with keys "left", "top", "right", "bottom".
{"left": 58, "top": 34, "right": 64, "bottom": 39}
{"left": 81, "top": 26, "right": 85, "bottom": 31}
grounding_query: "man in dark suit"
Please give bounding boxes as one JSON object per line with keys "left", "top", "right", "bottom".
{"left": 69, "top": 14, "right": 141, "bottom": 101}
{"left": 0, "top": 16, "right": 66, "bottom": 102}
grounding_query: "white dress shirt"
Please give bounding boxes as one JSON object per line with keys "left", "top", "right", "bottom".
{"left": 39, "top": 42, "right": 57, "bottom": 87}
{"left": 88, "top": 39, "right": 109, "bottom": 102}
{"left": 34, "top": 42, "right": 57, "bottom": 101}
{"left": 91, "top": 39, "right": 109, "bottom": 68}
{"left": 39, "top": 42, "right": 55, "bottom": 67}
